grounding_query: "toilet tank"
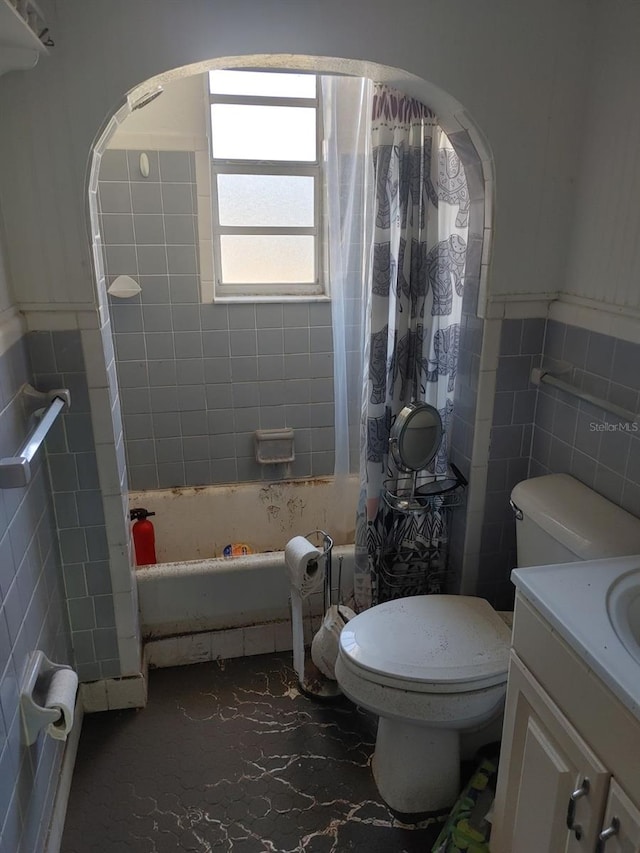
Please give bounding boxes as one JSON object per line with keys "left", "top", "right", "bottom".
{"left": 511, "top": 474, "right": 640, "bottom": 567}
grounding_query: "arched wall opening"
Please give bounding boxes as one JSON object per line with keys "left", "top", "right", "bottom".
{"left": 86, "top": 53, "right": 494, "bottom": 677}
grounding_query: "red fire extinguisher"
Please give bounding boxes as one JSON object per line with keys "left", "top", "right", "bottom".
{"left": 130, "top": 508, "right": 157, "bottom": 566}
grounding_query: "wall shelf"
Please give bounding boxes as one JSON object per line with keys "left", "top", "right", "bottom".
{"left": 0, "top": 0, "right": 49, "bottom": 76}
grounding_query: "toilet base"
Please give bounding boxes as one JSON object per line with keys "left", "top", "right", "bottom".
{"left": 372, "top": 716, "right": 460, "bottom": 814}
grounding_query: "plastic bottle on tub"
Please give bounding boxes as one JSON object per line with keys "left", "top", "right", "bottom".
{"left": 223, "top": 543, "right": 254, "bottom": 558}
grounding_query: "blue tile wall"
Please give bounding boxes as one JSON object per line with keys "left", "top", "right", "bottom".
{"left": 478, "top": 318, "right": 544, "bottom": 608}
{"left": 27, "top": 331, "right": 119, "bottom": 683}
{"left": 99, "top": 149, "right": 335, "bottom": 490}
{"left": 0, "top": 337, "right": 73, "bottom": 852}
{"left": 480, "top": 317, "right": 640, "bottom": 609}
{"left": 530, "top": 320, "right": 640, "bottom": 515}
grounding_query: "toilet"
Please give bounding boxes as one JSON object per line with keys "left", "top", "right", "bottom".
{"left": 335, "top": 473, "right": 640, "bottom": 814}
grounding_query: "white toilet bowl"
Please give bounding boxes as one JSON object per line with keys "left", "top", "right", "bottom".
{"left": 335, "top": 594, "right": 510, "bottom": 813}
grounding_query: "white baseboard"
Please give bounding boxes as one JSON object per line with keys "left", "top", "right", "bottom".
{"left": 144, "top": 619, "right": 303, "bottom": 670}
{"left": 79, "top": 667, "right": 148, "bottom": 714}
{"left": 44, "top": 701, "right": 85, "bottom": 853}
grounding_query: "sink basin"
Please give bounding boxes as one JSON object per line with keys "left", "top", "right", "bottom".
{"left": 607, "top": 568, "right": 640, "bottom": 665}
{"left": 512, "top": 554, "right": 640, "bottom": 719}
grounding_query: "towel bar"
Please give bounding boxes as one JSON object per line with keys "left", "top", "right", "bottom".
{"left": 0, "top": 384, "right": 70, "bottom": 488}
{"left": 531, "top": 367, "right": 638, "bottom": 424}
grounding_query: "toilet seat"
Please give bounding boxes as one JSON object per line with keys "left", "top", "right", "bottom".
{"left": 339, "top": 595, "right": 510, "bottom": 694}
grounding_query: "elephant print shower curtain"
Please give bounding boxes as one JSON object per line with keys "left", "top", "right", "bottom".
{"left": 353, "top": 84, "right": 469, "bottom": 610}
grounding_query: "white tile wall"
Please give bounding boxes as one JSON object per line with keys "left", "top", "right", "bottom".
{"left": 176, "top": 633, "right": 212, "bottom": 665}
{"left": 105, "top": 672, "right": 147, "bottom": 710}
{"left": 144, "top": 620, "right": 301, "bottom": 670}
{"left": 243, "top": 624, "right": 276, "bottom": 656}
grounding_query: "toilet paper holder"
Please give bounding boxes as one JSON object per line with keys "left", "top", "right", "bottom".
{"left": 20, "top": 651, "right": 77, "bottom": 746}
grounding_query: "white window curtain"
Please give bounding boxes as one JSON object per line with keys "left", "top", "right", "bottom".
{"left": 322, "top": 75, "right": 374, "bottom": 482}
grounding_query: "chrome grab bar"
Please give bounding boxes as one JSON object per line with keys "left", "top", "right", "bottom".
{"left": 531, "top": 367, "right": 638, "bottom": 424}
{"left": 0, "top": 384, "right": 70, "bottom": 489}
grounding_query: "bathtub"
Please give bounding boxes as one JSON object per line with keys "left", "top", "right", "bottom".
{"left": 133, "top": 476, "right": 358, "bottom": 666}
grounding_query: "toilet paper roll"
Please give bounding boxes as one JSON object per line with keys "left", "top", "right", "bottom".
{"left": 44, "top": 668, "right": 78, "bottom": 741}
{"left": 285, "top": 536, "right": 323, "bottom": 598}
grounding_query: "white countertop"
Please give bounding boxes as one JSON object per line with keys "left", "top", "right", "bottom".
{"left": 511, "top": 554, "right": 640, "bottom": 719}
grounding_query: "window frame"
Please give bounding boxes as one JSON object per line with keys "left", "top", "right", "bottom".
{"left": 207, "top": 74, "right": 325, "bottom": 300}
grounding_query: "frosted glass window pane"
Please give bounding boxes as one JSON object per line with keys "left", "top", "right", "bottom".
{"left": 210, "top": 105, "right": 316, "bottom": 161}
{"left": 209, "top": 70, "right": 316, "bottom": 99}
{"left": 220, "top": 236, "right": 315, "bottom": 283}
{"left": 217, "top": 174, "right": 314, "bottom": 227}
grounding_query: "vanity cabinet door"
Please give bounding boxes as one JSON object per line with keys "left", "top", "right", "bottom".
{"left": 492, "top": 654, "right": 609, "bottom": 853}
{"left": 596, "top": 779, "right": 640, "bottom": 852}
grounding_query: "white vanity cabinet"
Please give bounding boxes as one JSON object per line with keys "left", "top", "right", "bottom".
{"left": 598, "top": 782, "right": 640, "bottom": 853}
{"left": 492, "top": 595, "right": 640, "bottom": 853}
{"left": 493, "top": 655, "right": 609, "bottom": 852}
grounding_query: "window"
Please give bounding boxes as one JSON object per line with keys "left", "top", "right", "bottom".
{"left": 208, "top": 70, "right": 324, "bottom": 299}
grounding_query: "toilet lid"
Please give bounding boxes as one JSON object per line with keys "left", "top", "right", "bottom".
{"left": 340, "top": 595, "right": 510, "bottom": 687}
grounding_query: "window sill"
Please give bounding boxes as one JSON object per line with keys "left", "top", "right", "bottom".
{"left": 212, "top": 294, "right": 332, "bottom": 304}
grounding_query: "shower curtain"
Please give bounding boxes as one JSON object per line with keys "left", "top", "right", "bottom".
{"left": 325, "top": 80, "right": 469, "bottom": 610}
{"left": 322, "top": 76, "right": 374, "bottom": 481}
{"left": 354, "top": 84, "right": 469, "bottom": 610}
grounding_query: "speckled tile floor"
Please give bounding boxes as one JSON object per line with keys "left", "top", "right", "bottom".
{"left": 61, "top": 653, "right": 446, "bottom": 852}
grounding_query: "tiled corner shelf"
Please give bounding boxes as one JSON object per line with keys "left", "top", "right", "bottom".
{"left": 0, "top": 0, "right": 48, "bottom": 76}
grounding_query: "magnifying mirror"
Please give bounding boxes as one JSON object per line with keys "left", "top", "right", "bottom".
{"left": 389, "top": 402, "right": 443, "bottom": 472}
